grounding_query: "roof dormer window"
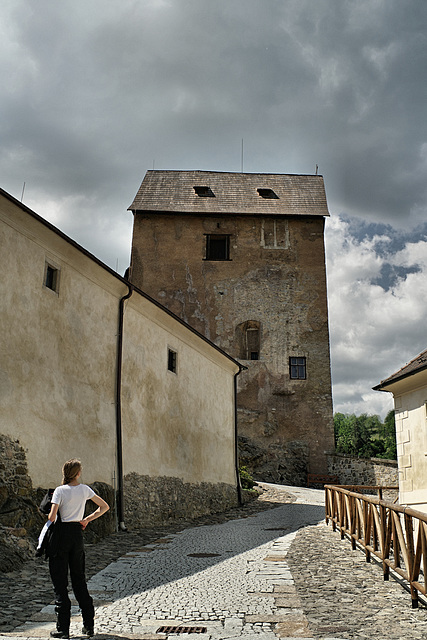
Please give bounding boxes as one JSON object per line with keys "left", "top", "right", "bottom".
{"left": 194, "top": 186, "right": 215, "bottom": 197}
{"left": 257, "top": 188, "right": 278, "bottom": 199}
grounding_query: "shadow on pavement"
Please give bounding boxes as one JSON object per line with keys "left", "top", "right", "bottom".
{"left": 88, "top": 501, "right": 325, "bottom": 599}
{"left": 0, "top": 490, "right": 325, "bottom": 635}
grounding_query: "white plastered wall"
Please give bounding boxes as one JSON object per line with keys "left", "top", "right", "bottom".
{"left": 121, "top": 296, "right": 238, "bottom": 485}
{"left": 387, "top": 371, "right": 427, "bottom": 513}
{"left": 0, "top": 193, "right": 239, "bottom": 491}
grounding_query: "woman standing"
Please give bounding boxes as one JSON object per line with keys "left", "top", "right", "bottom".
{"left": 48, "top": 459, "right": 110, "bottom": 639}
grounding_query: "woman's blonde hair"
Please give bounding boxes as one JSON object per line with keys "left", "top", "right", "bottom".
{"left": 62, "top": 459, "right": 82, "bottom": 485}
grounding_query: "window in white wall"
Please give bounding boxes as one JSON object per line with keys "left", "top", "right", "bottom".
{"left": 43, "top": 261, "right": 60, "bottom": 293}
{"left": 168, "top": 348, "right": 177, "bottom": 374}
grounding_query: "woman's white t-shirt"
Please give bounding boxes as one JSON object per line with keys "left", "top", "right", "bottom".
{"left": 52, "top": 484, "right": 95, "bottom": 522}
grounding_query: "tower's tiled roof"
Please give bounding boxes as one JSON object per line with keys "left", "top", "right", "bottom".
{"left": 374, "top": 348, "right": 427, "bottom": 391}
{"left": 129, "top": 170, "right": 330, "bottom": 217}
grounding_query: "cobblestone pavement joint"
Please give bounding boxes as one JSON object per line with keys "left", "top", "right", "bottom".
{"left": 1, "top": 483, "right": 427, "bottom": 640}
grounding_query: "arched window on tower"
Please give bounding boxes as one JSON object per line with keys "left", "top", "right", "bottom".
{"left": 236, "top": 320, "right": 261, "bottom": 361}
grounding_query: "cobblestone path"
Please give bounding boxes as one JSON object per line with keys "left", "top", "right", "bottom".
{"left": 1, "top": 483, "right": 426, "bottom": 640}
{"left": 0, "top": 487, "right": 289, "bottom": 634}
{"left": 288, "top": 521, "right": 427, "bottom": 639}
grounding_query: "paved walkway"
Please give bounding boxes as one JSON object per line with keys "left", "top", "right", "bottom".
{"left": 1, "top": 484, "right": 427, "bottom": 640}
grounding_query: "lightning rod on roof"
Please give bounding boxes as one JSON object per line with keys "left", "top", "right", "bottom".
{"left": 315, "top": 164, "right": 318, "bottom": 175}
{"left": 241, "top": 139, "right": 244, "bottom": 173}
{"left": 21, "top": 182, "right": 26, "bottom": 202}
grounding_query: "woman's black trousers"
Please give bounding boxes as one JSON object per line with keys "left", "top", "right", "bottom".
{"left": 49, "top": 523, "right": 94, "bottom": 633}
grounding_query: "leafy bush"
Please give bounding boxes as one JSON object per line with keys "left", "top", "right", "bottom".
{"left": 239, "top": 465, "right": 256, "bottom": 490}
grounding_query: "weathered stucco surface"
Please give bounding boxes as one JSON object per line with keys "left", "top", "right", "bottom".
{"left": 0, "top": 197, "right": 118, "bottom": 487}
{"left": 0, "top": 191, "right": 239, "bottom": 524}
{"left": 130, "top": 208, "right": 334, "bottom": 478}
{"left": 122, "top": 295, "right": 237, "bottom": 485}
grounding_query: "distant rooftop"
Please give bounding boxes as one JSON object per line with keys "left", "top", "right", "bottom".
{"left": 374, "top": 348, "right": 427, "bottom": 391}
{"left": 128, "top": 170, "right": 330, "bottom": 217}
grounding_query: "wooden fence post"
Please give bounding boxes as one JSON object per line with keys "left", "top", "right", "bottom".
{"left": 323, "top": 485, "right": 427, "bottom": 608}
{"left": 405, "top": 513, "right": 418, "bottom": 608}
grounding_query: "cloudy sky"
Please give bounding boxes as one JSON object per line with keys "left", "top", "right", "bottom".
{"left": 2, "top": 0, "right": 427, "bottom": 418}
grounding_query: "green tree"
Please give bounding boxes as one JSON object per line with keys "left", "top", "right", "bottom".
{"left": 334, "top": 412, "right": 358, "bottom": 456}
{"left": 377, "top": 409, "right": 397, "bottom": 460}
{"left": 334, "top": 411, "right": 397, "bottom": 460}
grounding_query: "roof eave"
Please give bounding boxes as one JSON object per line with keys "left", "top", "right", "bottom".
{"left": 373, "top": 362, "right": 427, "bottom": 392}
{"left": 128, "top": 206, "right": 329, "bottom": 217}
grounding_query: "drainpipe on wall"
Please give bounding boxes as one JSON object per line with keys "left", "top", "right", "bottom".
{"left": 234, "top": 366, "right": 247, "bottom": 506}
{"left": 116, "top": 283, "right": 133, "bottom": 531}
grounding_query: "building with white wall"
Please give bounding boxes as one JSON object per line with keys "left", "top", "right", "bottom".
{"left": 0, "top": 187, "right": 243, "bottom": 528}
{"left": 374, "top": 349, "right": 427, "bottom": 513}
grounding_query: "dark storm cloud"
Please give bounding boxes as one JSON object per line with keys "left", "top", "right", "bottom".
{"left": 3, "top": 1, "right": 427, "bottom": 209}
{"left": 2, "top": 0, "right": 427, "bottom": 414}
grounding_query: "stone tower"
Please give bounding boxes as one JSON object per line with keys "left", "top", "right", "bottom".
{"left": 128, "top": 170, "right": 334, "bottom": 484}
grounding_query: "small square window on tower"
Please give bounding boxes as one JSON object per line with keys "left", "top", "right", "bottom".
{"left": 289, "top": 357, "right": 306, "bottom": 380}
{"left": 43, "top": 261, "right": 60, "bottom": 293}
{"left": 205, "top": 234, "right": 230, "bottom": 261}
{"left": 168, "top": 348, "right": 177, "bottom": 374}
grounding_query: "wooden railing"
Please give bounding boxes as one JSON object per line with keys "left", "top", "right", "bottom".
{"left": 325, "top": 484, "right": 427, "bottom": 608}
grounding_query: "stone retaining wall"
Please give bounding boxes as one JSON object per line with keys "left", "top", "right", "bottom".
{"left": 0, "top": 434, "right": 42, "bottom": 534}
{"left": 123, "top": 473, "right": 239, "bottom": 528}
{"left": 327, "top": 452, "right": 398, "bottom": 486}
{"left": 0, "top": 434, "right": 33, "bottom": 497}
{"left": 0, "top": 434, "right": 43, "bottom": 571}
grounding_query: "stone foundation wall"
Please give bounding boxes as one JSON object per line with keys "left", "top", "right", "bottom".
{"left": 0, "top": 434, "right": 43, "bottom": 572}
{"left": 0, "top": 434, "right": 33, "bottom": 497}
{"left": 123, "top": 473, "right": 239, "bottom": 528}
{"left": 327, "top": 453, "right": 398, "bottom": 487}
{"left": 0, "top": 434, "right": 43, "bottom": 535}
{"left": 82, "top": 481, "right": 116, "bottom": 543}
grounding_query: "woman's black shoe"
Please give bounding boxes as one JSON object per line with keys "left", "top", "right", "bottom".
{"left": 82, "top": 626, "right": 94, "bottom": 637}
{"left": 50, "top": 631, "right": 69, "bottom": 639}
